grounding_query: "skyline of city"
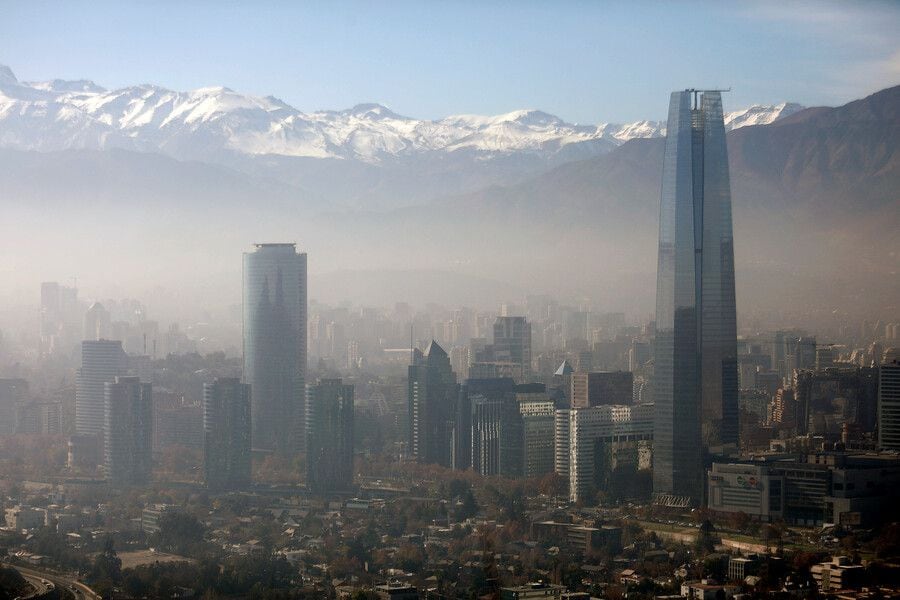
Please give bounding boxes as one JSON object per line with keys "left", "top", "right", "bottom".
{"left": 0, "top": 59, "right": 897, "bottom": 597}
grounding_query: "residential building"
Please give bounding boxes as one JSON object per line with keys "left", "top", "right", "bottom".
{"left": 375, "top": 582, "right": 420, "bottom": 600}
{"left": 141, "top": 504, "right": 175, "bottom": 534}
{"left": 811, "top": 556, "right": 865, "bottom": 591}
{"left": 4, "top": 505, "right": 46, "bottom": 530}
{"left": 501, "top": 582, "right": 565, "bottom": 600}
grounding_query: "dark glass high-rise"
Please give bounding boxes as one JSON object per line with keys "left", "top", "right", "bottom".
{"left": 653, "top": 90, "right": 738, "bottom": 504}
{"left": 242, "top": 243, "right": 307, "bottom": 453}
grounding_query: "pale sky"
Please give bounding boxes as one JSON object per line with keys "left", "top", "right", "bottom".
{"left": 2, "top": 0, "right": 899, "bottom": 122}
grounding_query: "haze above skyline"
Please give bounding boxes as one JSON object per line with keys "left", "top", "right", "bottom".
{"left": 2, "top": 0, "right": 899, "bottom": 123}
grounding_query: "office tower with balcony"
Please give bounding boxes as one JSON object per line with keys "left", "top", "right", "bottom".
{"left": 306, "top": 379, "right": 354, "bottom": 492}
{"left": 203, "top": 378, "right": 252, "bottom": 490}
{"left": 243, "top": 243, "right": 307, "bottom": 454}
{"left": 653, "top": 90, "right": 738, "bottom": 504}
{"left": 104, "top": 376, "right": 152, "bottom": 486}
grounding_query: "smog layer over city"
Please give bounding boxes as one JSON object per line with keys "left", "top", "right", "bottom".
{"left": 0, "top": 2, "right": 899, "bottom": 599}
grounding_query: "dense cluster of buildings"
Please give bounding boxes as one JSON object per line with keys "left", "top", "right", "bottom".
{"left": 1, "top": 87, "right": 899, "bottom": 600}
{"left": 1, "top": 89, "right": 896, "bottom": 523}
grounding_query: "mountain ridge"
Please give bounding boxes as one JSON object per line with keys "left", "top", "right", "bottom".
{"left": 0, "top": 64, "right": 802, "bottom": 164}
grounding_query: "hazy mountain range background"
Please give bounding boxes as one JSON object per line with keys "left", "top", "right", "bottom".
{"left": 1, "top": 65, "right": 897, "bottom": 330}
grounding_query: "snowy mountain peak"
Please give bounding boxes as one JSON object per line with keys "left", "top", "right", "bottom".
{"left": 29, "top": 78, "right": 106, "bottom": 94}
{"left": 724, "top": 101, "right": 805, "bottom": 129}
{"left": 0, "top": 66, "right": 805, "bottom": 162}
{"left": 342, "top": 103, "right": 404, "bottom": 120}
{"left": 0, "top": 65, "right": 18, "bottom": 85}
{"left": 499, "top": 109, "right": 560, "bottom": 125}
{"left": 190, "top": 85, "right": 234, "bottom": 96}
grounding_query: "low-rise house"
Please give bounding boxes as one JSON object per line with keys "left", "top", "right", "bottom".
{"left": 681, "top": 581, "right": 741, "bottom": 600}
{"left": 811, "top": 556, "right": 866, "bottom": 592}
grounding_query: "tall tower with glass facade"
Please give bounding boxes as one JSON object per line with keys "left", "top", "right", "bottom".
{"left": 408, "top": 341, "right": 458, "bottom": 467}
{"left": 243, "top": 243, "right": 307, "bottom": 454}
{"left": 306, "top": 379, "right": 354, "bottom": 492}
{"left": 653, "top": 90, "right": 738, "bottom": 504}
{"left": 104, "top": 376, "right": 153, "bottom": 487}
{"left": 203, "top": 378, "right": 252, "bottom": 490}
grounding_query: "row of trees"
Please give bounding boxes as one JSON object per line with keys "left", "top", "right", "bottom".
{"left": 86, "top": 537, "right": 312, "bottom": 599}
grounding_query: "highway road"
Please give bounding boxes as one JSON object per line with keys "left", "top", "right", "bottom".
{"left": 3, "top": 562, "right": 100, "bottom": 600}
{"left": 19, "top": 571, "right": 55, "bottom": 598}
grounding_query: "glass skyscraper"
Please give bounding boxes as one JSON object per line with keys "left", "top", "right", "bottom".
{"left": 407, "top": 340, "right": 458, "bottom": 467}
{"left": 653, "top": 90, "right": 738, "bottom": 504}
{"left": 104, "top": 376, "right": 153, "bottom": 487}
{"left": 203, "top": 378, "right": 252, "bottom": 490}
{"left": 242, "top": 243, "right": 307, "bottom": 453}
{"left": 305, "top": 379, "right": 354, "bottom": 492}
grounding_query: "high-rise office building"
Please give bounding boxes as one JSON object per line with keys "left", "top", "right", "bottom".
{"left": 76, "top": 340, "right": 128, "bottom": 436}
{"left": 407, "top": 341, "right": 458, "bottom": 467}
{"left": 815, "top": 346, "right": 836, "bottom": 372}
{"left": 554, "top": 408, "right": 571, "bottom": 479}
{"left": 492, "top": 316, "right": 532, "bottom": 379}
{"left": 519, "top": 392, "right": 556, "bottom": 478}
{"left": 468, "top": 378, "right": 522, "bottom": 477}
{"left": 794, "top": 367, "right": 878, "bottom": 437}
{"left": 104, "top": 376, "right": 152, "bottom": 486}
{"left": 0, "top": 378, "right": 28, "bottom": 435}
{"left": 40, "top": 281, "right": 80, "bottom": 357}
{"left": 878, "top": 349, "right": 900, "bottom": 450}
{"left": 242, "top": 243, "right": 307, "bottom": 453}
{"left": 653, "top": 90, "right": 738, "bottom": 504}
{"left": 203, "top": 378, "right": 252, "bottom": 490}
{"left": 568, "top": 403, "right": 655, "bottom": 503}
{"left": 628, "top": 340, "right": 651, "bottom": 372}
{"left": 571, "top": 371, "right": 633, "bottom": 407}
{"left": 83, "top": 302, "right": 111, "bottom": 341}
{"left": 15, "top": 401, "right": 62, "bottom": 435}
{"left": 306, "top": 379, "right": 354, "bottom": 492}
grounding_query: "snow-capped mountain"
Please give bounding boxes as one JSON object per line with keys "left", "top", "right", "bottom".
{"left": 0, "top": 65, "right": 801, "bottom": 163}
{"left": 724, "top": 102, "right": 804, "bottom": 129}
